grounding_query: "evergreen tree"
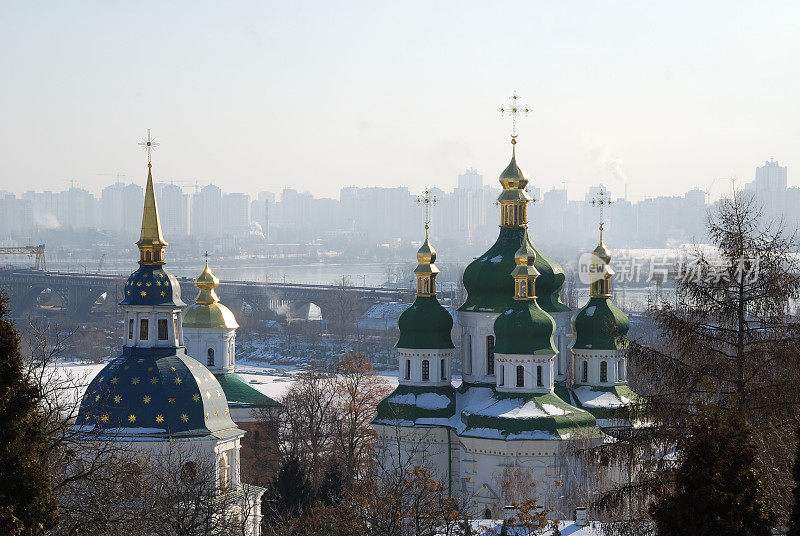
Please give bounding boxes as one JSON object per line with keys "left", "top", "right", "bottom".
{"left": 649, "top": 404, "right": 773, "bottom": 536}
{"left": 789, "top": 426, "right": 800, "bottom": 536}
{"left": 318, "top": 463, "right": 345, "bottom": 506}
{"left": 0, "top": 293, "right": 58, "bottom": 535}
{"left": 268, "top": 456, "right": 314, "bottom": 517}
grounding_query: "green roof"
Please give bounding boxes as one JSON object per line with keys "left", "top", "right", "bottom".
{"left": 396, "top": 295, "right": 455, "bottom": 350}
{"left": 457, "top": 383, "right": 602, "bottom": 441}
{"left": 373, "top": 384, "right": 457, "bottom": 426}
{"left": 570, "top": 296, "right": 629, "bottom": 350}
{"left": 215, "top": 373, "right": 281, "bottom": 408}
{"left": 459, "top": 227, "right": 569, "bottom": 314}
{"left": 493, "top": 299, "right": 557, "bottom": 355}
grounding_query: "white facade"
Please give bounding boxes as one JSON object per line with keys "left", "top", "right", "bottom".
{"left": 571, "top": 349, "right": 627, "bottom": 386}
{"left": 184, "top": 326, "right": 237, "bottom": 374}
{"left": 460, "top": 311, "right": 501, "bottom": 383}
{"left": 122, "top": 306, "right": 184, "bottom": 348}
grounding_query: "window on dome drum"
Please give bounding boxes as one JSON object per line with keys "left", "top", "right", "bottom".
{"left": 486, "top": 335, "right": 495, "bottom": 375}
{"left": 499, "top": 365, "right": 505, "bottom": 386}
{"left": 422, "top": 359, "right": 430, "bottom": 381}
{"left": 207, "top": 348, "right": 215, "bottom": 366}
{"left": 423, "top": 278, "right": 429, "bottom": 294}
{"left": 173, "top": 317, "right": 178, "bottom": 341}
{"left": 618, "top": 360, "right": 625, "bottom": 380}
{"left": 128, "top": 319, "right": 133, "bottom": 340}
{"left": 526, "top": 280, "right": 534, "bottom": 297}
{"left": 139, "top": 318, "right": 148, "bottom": 341}
{"left": 536, "top": 365, "right": 543, "bottom": 387}
{"left": 517, "top": 365, "right": 525, "bottom": 387}
{"left": 218, "top": 452, "right": 231, "bottom": 490}
{"left": 582, "top": 360, "right": 588, "bottom": 383}
{"left": 440, "top": 359, "right": 446, "bottom": 380}
{"left": 465, "top": 334, "right": 472, "bottom": 374}
{"left": 145, "top": 251, "right": 152, "bottom": 262}
{"left": 600, "top": 361, "right": 608, "bottom": 382}
{"left": 405, "top": 359, "right": 410, "bottom": 380}
{"left": 157, "top": 319, "right": 168, "bottom": 340}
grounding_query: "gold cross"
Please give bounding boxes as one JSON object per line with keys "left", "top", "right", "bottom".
{"left": 416, "top": 188, "right": 438, "bottom": 236}
{"left": 138, "top": 129, "right": 160, "bottom": 165}
{"left": 590, "top": 187, "right": 613, "bottom": 231}
{"left": 498, "top": 92, "right": 531, "bottom": 140}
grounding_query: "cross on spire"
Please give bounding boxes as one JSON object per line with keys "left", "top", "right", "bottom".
{"left": 498, "top": 92, "right": 531, "bottom": 143}
{"left": 138, "top": 129, "right": 160, "bottom": 166}
{"left": 416, "top": 188, "right": 438, "bottom": 238}
{"left": 590, "top": 187, "right": 613, "bottom": 233}
{"left": 204, "top": 251, "right": 209, "bottom": 262}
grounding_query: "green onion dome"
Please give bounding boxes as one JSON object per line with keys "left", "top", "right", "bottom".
{"left": 396, "top": 295, "right": 455, "bottom": 349}
{"left": 493, "top": 300, "right": 557, "bottom": 355}
{"left": 571, "top": 296, "right": 629, "bottom": 350}
{"left": 459, "top": 228, "right": 569, "bottom": 314}
{"left": 75, "top": 347, "right": 238, "bottom": 438}
{"left": 120, "top": 264, "right": 185, "bottom": 307}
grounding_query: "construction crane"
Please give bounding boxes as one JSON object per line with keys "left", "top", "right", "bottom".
{"left": 0, "top": 245, "right": 46, "bottom": 270}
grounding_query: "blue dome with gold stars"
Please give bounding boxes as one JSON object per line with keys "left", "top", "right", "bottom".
{"left": 120, "top": 264, "right": 184, "bottom": 307}
{"left": 75, "top": 347, "right": 238, "bottom": 438}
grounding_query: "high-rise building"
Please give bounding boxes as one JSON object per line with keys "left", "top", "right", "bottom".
{"left": 223, "top": 193, "right": 251, "bottom": 234}
{"left": 191, "top": 184, "right": 223, "bottom": 241}
{"left": 157, "top": 183, "right": 190, "bottom": 238}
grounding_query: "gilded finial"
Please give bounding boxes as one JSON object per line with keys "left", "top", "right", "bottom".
{"left": 414, "top": 189, "right": 439, "bottom": 297}
{"left": 136, "top": 130, "right": 167, "bottom": 265}
{"left": 416, "top": 189, "right": 437, "bottom": 238}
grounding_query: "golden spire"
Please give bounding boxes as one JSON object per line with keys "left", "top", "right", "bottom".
{"left": 589, "top": 188, "right": 614, "bottom": 297}
{"left": 414, "top": 189, "right": 439, "bottom": 297}
{"left": 136, "top": 130, "right": 167, "bottom": 265}
{"left": 497, "top": 92, "right": 533, "bottom": 228}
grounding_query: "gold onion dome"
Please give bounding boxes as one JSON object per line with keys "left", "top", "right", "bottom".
{"left": 593, "top": 226, "right": 612, "bottom": 264}
{"left": 416, "top": 232, "right": 437, "bottom": 265}
{"left": 499, "top": 140, "right": 528, "bottom": 190}
{"left": 182, "top": 260, "right": 239, "bottom": 329}
{"left": 514, "top": 236, "right": 538, "bottom": 267}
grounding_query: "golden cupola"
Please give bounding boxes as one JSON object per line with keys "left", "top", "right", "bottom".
{"left": 136, "top": 163, "right": 168, "bottom": 265}
{"left": 511, "top": 232, "right": 540, "bottom": 300}
{"left": 497, "top": 139, "right": 533, "bottom": 229}
{"left": 414, "top": 225, "right": 439, "bottom": 297}
{"left": 183, "top": 259, "right": 240, "bottom": 330}
{"left": 590, "top": 225, "right": 615, "bottom": 298}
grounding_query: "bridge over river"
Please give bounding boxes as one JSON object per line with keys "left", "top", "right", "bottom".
{"left": 0, "top": 269, "right": 418, "bottom": 321}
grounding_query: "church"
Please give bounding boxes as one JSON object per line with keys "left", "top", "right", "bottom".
{"left": 74, "top": 136, "right": 277, "bottom": 535}
{"left": 373, "top": 123, "right": 636, "bottom": 519}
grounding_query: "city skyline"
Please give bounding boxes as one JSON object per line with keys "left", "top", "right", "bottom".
{"left": 1, "top": 2, "right": 798, "bottom": 200}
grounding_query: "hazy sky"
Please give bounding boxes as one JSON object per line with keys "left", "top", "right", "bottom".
{"left": 1, "top": 1, "right": 798, "bottom": 201}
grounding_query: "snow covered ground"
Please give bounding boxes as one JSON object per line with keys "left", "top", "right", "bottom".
{"left": 50, "top": 360, "right": 400, "bottom": 403}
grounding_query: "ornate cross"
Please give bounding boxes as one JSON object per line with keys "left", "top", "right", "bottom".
{"left": 204, "top": 251, "right": 210, "bottom": 262}
{"left": 416, "top": 188, "right": 438, "bottom": 236}
{"left": 590, "top": 187, "right": 613, "bottom": 231}
{"left": 498, "top": 92, "right": 531, "bottom": 140}
{"left": 138, "top": 129, "right": 160, "bottom": 165}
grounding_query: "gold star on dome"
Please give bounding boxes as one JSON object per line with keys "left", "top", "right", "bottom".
{"left": 180, "top": 413, "right": 189, "bottom": 422}
{"left": 95, "top": 395, "right": 100, "bottom": 402}
{"left": 131, "top": 377, "right": 140, "bottom": 385}
{"left": 127, "top": 290, "right": 130, "bottom": 295}
{"left": 192, "top": 394, "right": 201, "bottom": 402}
{"left": 161, "top": 291, "right": 166, "bottom": 297}
{"left": 98, "top": 376, "right": 104, "bottom": 383}
{"left": 111, "top": 377, "right": 119, "bottom": 384}
{"left": 140, "top": 291, "right": 147, "bottom": 297}
{"left": 114, "top": 395, "right": 122, "bottom": 404}
{"left": 142, "top": 273, "right": 148, "bottom": 278}
{"left": 128, "top": 414, "right": 136, "bottom": 423}
{"left": 174, "top": 377, "right": 182, "bottom": 385}
{"left": 155, "top": 414, "right": 164, "bottom": 423}
{"left": 164, "top": 281, "right": 170, "bottom": 286}
{"left": 224, "top": 408, "right": 229, "bottom": 415}
{"left": 101, "top": 414, "right": 109, "bottom": 422}
{"left": 206, "top": 390, "right": 212, "bottom": 399}
{"left": 143, "top": 395, "right": 151, "bottom": 404}
{"left": 216, "top": 389, "right": 222, "bottom": 398}
{"left": 136, "top": 282, "right": 142, "bottom": 287}
{"left": 146, "top": 282, "right": 151, "bottom": 287}
{"left": 156, "top": 280, "right": 161, "bottom": 286}
{"left": 205, "top": 412, "right": 210, "bottom": 420}
{"left": 168, "top": 398, "right": 175, "bottom": 404}
{"left": 150, "top": 377, "right": 158, "bottom": 384}
{"left": 215, "top": 410, "right": 219, "bottom": 417}
{"left": 170, "top": 366, "right": 176, "bottom": 371}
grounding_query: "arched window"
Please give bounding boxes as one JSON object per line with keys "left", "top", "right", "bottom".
{"left": 139, "top": 318, "right": 149, "bottom": 341}
{"left": 484, "top": 507, "right": 492, "bottom": 519}
{"left": 218, "top": 452, "right": 231, "bottom": 490}
{"left": 499, "top": 365, "right": 505, "bottom": 386}
{"left": 128, "top": 318, "right": 134, "bottom": 340}
{"left": 440, "top": 359, "right": 446, "bottom": 381}
{"left": 582, "top": 360, "right": 588, "bottom": 383}
{"left": 207, "top": 348, "right": 215, "bottom": 366}
{"left": 423, "top": 278, "right": 429, "bottom": 294}
{"left": 486, "top": 336, "right": 495, "bottom": 375}
{"left": 145, "top": 251, "right": 152, "bottom": 262}
{"left": 600, "top": 360, "right": 608, "bottom": 383}
{"left": 536, "top": 365, "right": 543, "bottom": 387}
{"left": 422, "top": 360, "right": 430, "bottom": 381}
{"left": 465, "top": 334, "right": 473, "bottom": 375}
{"left": 517, "top": 365, "right": 525, "bottom": 387}
{"left": 404, "top": 359, "right": 411, "bottom": 380}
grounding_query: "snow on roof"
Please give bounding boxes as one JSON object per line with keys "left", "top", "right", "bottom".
{"left": 388, "top": 392, "right": 451, "bottom": 410}
{"left": 475, "top": 519, "right": 606, "bottom": 535}
{"left": 573, "top": 386, "right": 626, "bottom": 409}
